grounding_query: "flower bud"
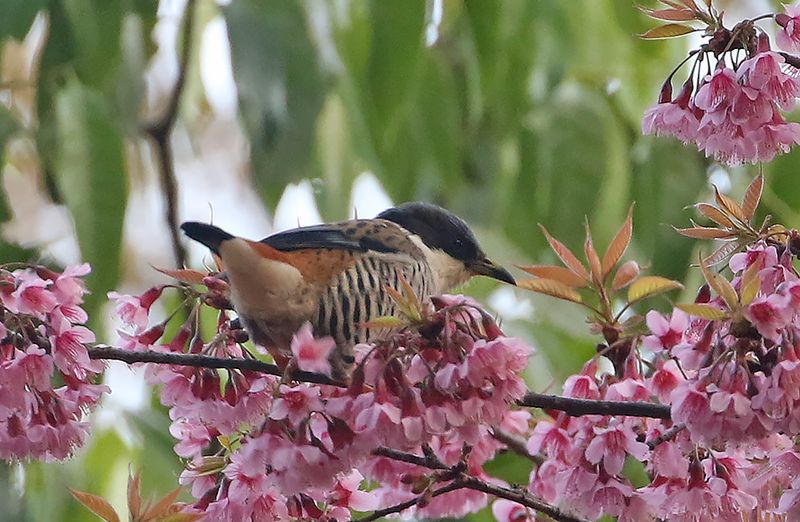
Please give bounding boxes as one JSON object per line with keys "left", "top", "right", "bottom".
{"left": 789, "top": 230, "right": 800, "bottom": 257}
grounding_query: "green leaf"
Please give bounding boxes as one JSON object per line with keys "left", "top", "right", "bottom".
{"left": 632, "top": 139, "right": 706, "bottom": 283}
{"left": 55, "top": 79, "right": 126, "bottom": 320}
{"left": 364, "top": 1, "right": 425, "bottom": 149}
{"left": 675, "top": 303, "right": 729, "bottom": 320}
{"left": 0, "top": 0, "right": 47, "bottom": 40}
{"left": 223, "top": 0, "right": 325, "bottom": 208}
{"left": 627, "top": 275, "right": 683, "bottom": 303}
{"left": 61, "top": 0, "right": 125, "bottom": 89}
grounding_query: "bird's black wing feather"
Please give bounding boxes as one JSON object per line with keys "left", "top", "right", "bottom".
{"left": 260, "top": 224, "right": 398, "bottom": 253}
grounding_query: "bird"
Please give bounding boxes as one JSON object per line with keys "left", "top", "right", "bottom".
{"left": 180, "top": 202, "right": 515, "bottom": 379}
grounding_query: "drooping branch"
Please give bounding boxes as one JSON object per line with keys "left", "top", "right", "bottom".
{"left": 459, "top": 476, "right": 587, "bottom": 522}
{"left": 142, "top": 0, "right": 197, "bottom": 269}
{"left": 369, "top": 448, "right": 589, "bottom": 522}
{"left": 518, "top": 391, "right": 671, "bottom": 419}
{"left": 353, "top": 482, "right": 463, "bottom": 522}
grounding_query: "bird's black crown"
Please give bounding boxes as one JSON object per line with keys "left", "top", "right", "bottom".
{"left": 377, "top": 202, "right": 483, "bottom": 262}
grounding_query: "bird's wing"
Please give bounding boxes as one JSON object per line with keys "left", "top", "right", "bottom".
{"left": 260, "top": 220, "right": 418, "bottom": 256}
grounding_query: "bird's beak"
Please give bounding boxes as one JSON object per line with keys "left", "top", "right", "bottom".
{"left": 469, "top": 258, "right": 516, "bottom": 285}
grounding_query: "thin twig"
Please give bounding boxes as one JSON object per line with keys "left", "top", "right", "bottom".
{"left": 371, "top": 447, "right": 447, "bottom": 469}
{"left": 490, "top": 427, "right": 543, "bottom": 465}
{"left": 370, "top": 448, "right": 588, "bottom": 522}
{"left": 143, "top": 0, "right": 197, "bottom": 269}
{"left": 459, "top": 476, "right": 588, "bottom": 522}
{"left": 353, "top": 481, "right": 463, "bottom": 522}
{"left": 518, "top": 391, "right": 671, "bottom": 419}
{"left": 647, "top": 423, "right": 686, "bottom": 450}
{"left": 87, "top": 345, "right": 344, "bottom": 387}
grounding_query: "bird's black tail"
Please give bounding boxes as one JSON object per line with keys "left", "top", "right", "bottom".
{"left": 180, "top": 222, "right": 234, "bottom": 253}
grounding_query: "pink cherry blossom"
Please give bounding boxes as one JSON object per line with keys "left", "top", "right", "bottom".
{"left": 777, "top": 3, "right": 800, "bottom": 52}
{"left": 671, "top": 382, "right": 720, "bottom": 442}
{"left": 290, "top": 322, "right": 335, "bottom": 376}
{"left": 270, "top": 384, "right": 324, "bottom": 424}
{"left": 492, "top": 499, "right": 533, "bottom": 522}
{"left": 694, "top": 66, "right": 739, "bottom": 112}
{"left": 643, "top": 309, "right": 688, "bottom": 352}
{"left": 744, "top": 292, "right": 791, "bottom": 342}
{"left": 108, "top": 289, "right": 161, "bottom": 333}
{"left": 0, "top": 265, "right": 106, "bottom": 461}
{"left": 2, "top": 270, "right": 58, "bottom": 318}
{"left": 584, "top": 420, "right": 649, "bottom": 475}
{"left": 641, "top": 80, "right": 699, "bottom": 144}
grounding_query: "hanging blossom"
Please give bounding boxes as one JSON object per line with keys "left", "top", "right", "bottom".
{"left": 110, "top": 278, "right": 535, "bottom": 521}
{"left": 0, "top": 264, "right": 107, "bottom": 461}
{"left": 641, "top": 1, "right": 800, "bottom": 166}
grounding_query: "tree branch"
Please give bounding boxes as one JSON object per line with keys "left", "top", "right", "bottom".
{"left": 353, "top": 481, "right": 463, "bottom": 522}
{"left": 490, "top": 427, "right": 542, "bottom": 465}
{"left": 143, "top": 0, "right": 197, "bottom": 269}
{"left": 87, "top": 346, "right": 673, "bottom": 420}
{"left": 647, "top": 423, "right": 686, "bottom": 450}
{"left": 371, "top": 447, "right": 447, "bottom": 469}
{"left": 518, "top": 391, "right": 671, "bottom": 419}
{"left": 459, "top": 476, "right": 588, "bottom": 522}
{"left": 87, "top": 345, "right": 344, "bottom": 387}
{"left": 369, "top": 448, "right": 588, "bottom": 522}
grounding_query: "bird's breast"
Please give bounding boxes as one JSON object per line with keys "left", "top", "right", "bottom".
{"left": 314, "top": 253, "right": 433, "bottom": 347}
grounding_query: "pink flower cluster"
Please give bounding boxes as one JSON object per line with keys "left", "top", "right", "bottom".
{"left": 111, "top": 288, "right": 534, "bottom": 521}
{"left": 643, "top": 6, "right": 800, "bottom": 166}
{"left": 500, "top": 239, "right": 800, "bottom": 521}
{"left": 653, "top": 241, "right": 800, "bottom": 445}
{"left": 0, "top": 264, "right": 107, "bottom": 460}
{"left": 521, "top": 356, "right": 770, "bottom": 521}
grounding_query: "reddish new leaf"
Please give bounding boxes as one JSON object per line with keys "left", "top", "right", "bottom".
{"left": 70, "top": 489, "right": 121, "bottom": 522}
{"left": 515, "top": 265, "right": 588, "bottom": 288}
{"left": 539, "top": 225, "right": 589, "bottom": 282}
{"left": 611, "top": 260, "right": 640, "bottom": 292}
{"left": 674, "top": 226, "right": 737, "bottom": 239}
{"left": 741, "top": 174, "right": 764, "bottom": 221}
{"left": 602, "top": 208, "right": 634, "bottom": 277}
{"left": 154, "top": 266, "right": 207, "bottom": 285}
{"left": 703, "top": 239, "right": 746, "bottom": 267}
{"left": 695, "top": 203, "right": 736, "bottom": 229}
{"left": 639, "top": 6, "right": 697, "bottom": 21}
{"left": 713, "top": 185, "right": 748, "bottom": 224}
{"left": 583, "top": 225, "right": 603, "bottom": 285}
{"left": 639, "top": 23, "right": 698, "bottom": 39}
{"left": 141, "top": 486, "right": 182, "bottom": 521}
{"left": 518, "top": 278, "right": 583, "bottom": 304}
{"left": 128, "top": 470, "right": 142, "bottom": 520}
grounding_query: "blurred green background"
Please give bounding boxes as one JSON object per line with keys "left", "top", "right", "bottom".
{"left": 1, "top": 0, "right": 795, "bottom": 520}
